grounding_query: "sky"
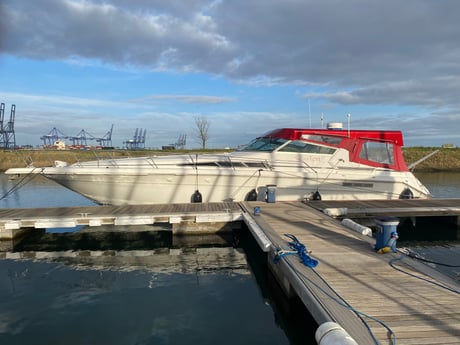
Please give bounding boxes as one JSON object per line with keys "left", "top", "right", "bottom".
{"left": 0, "top": 0, "right": 459, "bottom": 149}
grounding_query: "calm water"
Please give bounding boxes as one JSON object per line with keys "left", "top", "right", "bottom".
{"left": 414, "top": 171, "right": 460, "bottom": 198}
{"left": 0, "top": 173, "right": 458, "bottom": 344}
{"left": 0, "top": 175, "right": 316, "bottom": 345}
{"left": 409, "top": 172, "right": 460, "bottom": 282}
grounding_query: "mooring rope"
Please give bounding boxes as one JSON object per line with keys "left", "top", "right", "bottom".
{"left": 389, "top": 254, "right": 460, "bottom": 295}
{"left": 274, "top": 233, "right": 395, "bottom": 345}
{"left": 0, "top": 168, "right": 44, "bottom": 201}
{"left": 274, "top": 233, "right": 318, "bottom": 268}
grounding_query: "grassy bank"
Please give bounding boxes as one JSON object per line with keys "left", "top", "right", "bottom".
{"left": 402, "top": 147, "right": 460, "bottom": 172}
{"left": 0, "top": 147, "right": 459, "bottom": 172}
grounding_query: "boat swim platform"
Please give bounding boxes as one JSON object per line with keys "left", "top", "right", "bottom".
{"left": 241, "top": 201, "right": 460, "bottom": 345}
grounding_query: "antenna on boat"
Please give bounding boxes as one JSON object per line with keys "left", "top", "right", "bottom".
{"left": 321, "top": 113, "right": 324, "bottom": 128}
{"left": 192, "top": 153, "right": 202, "bottom": 203}
{"left": 347, "top": 113, "right": 351, "bottom": 137}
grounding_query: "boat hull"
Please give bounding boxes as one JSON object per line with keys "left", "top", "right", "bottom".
{"left": 43, "top": 169, "right": 429, "bottom": 205}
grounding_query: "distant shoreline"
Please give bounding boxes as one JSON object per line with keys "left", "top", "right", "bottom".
{"left": 0, "top": 147, "right": 459, "bottom": 172}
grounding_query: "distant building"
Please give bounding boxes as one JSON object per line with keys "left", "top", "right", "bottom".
{"left": 441, "top": 143, "right": 456, "bottom": 149}
{"left": 54, "top": 140, "right": 66, "bottom": 150}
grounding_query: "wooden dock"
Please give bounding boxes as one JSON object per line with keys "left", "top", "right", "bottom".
{"left": 306, "top": 198, "right": 460, "bottom": 218}
{"left": 241, "top": 201, "right": 460, "bottom": 345}
{"left": 0, "top": 202, "right": 243, "bottom": 239}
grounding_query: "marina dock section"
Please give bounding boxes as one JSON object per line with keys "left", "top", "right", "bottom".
{"left": 1, "top": 200, "right": 459, "bottom": 344}
{"left": 0, "top": 202, "right": 243, "bottom": 240}
{"left": 242, "top": 201, "right": 459, "bottom": 344}
{"left": 308, "top": 198, "right": 460, "bottom": 241}
{"left": 308, "top": 198, "right": 460, "bottom": 219}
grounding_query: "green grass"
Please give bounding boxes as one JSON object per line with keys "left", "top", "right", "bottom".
{"left": 403, "top": 147, "right": 460, "bottom": 171}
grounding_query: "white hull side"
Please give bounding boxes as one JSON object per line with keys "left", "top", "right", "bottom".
{"left": 45, "top": 168, "right": 429, "bottom": 205}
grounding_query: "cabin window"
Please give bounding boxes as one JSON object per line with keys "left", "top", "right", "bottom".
{"left": 359, "top": 141, "right": 395, "bottom": 165}
{"left": 239, "top": 138, "right": 287, "bottom": 152}
{"left": 279, "top": 140, "right": 336, "bottom": 154}
{"left": 300, "top": 134, "right": 343, "bottom": 146}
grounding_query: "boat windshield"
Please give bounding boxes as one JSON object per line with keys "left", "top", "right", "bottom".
{"left": 239, "top": 138, "right": 288, "bottom": 152}
{"left": 300, "top": 134, "right": 343, "bottom": 146}
{"left": 239, "top": 138, "right": 336, "bottom": 154}
{"left": 279, "top": 140, "right": 336, "bottom": 154}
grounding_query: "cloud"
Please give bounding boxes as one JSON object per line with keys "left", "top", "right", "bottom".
{"left": 135, "top": 94, "right": 236, "bottom": 104}
{"left": 306, "top": 77, "right": 460, "bottom": 109}
{"left": 2, "top": 0, "right": 460, "bottom": 120}
{"left": 0, "top": 91, "right": 126, "bottom": 109}
{"left": 1, "top": 1, "right": 460, "bottom": 147}
{"left": 3, "top": 1, "right": 459, "bottom": 86}
{"left": 1, "top": 0, "right": 234, "bottom": 71}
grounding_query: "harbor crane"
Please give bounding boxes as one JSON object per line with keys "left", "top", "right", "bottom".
{"left": 96, "top": 124, "right": 114, "bottom": 147}
{"left": 0, "top": 103, "right": 17, "bottom": 149}
{"left": 124, "top": 128, "right": 146, "bottom": 149}
{"left": 175, "top": 134, "right": 187, "bottom": 149}
{"left": 40, "top": 127, "right": 69, "bottom": 146}
{"left": 41, "top": 125, "right": 115, "bottom": 148}
{"left": 69, "top": 129, "right": 95, "bottom": 146}
{"left": 162, "top": 134, "right": 187, "bottom": 150}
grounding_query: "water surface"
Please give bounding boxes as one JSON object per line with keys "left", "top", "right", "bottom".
{"left": 0, "top": 174, "right": 316, "bottom": 345}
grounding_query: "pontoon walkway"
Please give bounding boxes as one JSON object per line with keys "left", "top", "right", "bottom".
{"left": 242, "top": 201, "right": 459, "bottom": 344}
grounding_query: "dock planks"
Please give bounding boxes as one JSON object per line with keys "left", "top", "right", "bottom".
{"left": 0, "top": 202, "right": 243, "bottom": 238}
{"left": 242, "top": 201, "right": 460, "bottom": 345}
{"left": 306, "top": 198, "right": 460, "bottom": 218}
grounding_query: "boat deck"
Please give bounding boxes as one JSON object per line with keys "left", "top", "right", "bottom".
{"left": 242, "top": 201, "right": 460, "bottom": 344}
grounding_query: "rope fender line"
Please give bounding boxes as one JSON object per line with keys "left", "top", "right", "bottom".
{"left": 274, "top": 233, "right": 319, "bottom": 268}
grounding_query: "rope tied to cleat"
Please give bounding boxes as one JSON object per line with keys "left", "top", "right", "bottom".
{"left": 274, "top": 234, "right": 319, "bottom": 268}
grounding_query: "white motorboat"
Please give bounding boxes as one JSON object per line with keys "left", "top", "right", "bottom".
{"left": 5, "top": 125, "right": 431, "bottom": 205}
